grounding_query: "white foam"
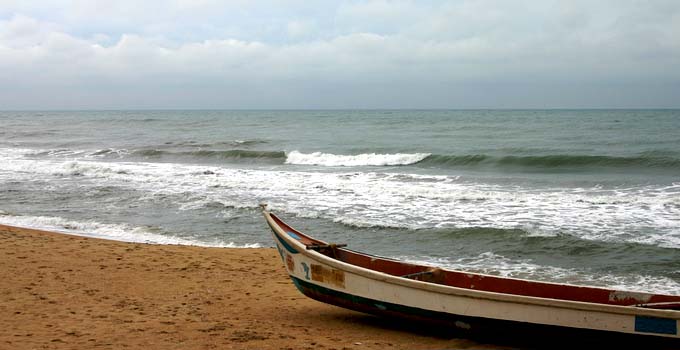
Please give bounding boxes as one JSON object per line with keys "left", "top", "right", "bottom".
{"left": 0, "top": 147, "right": 35, "bottom": 158}
{"left": 86, "top": 148, "right": 130, "bottom": 158}
{"left": 0, "top": 213, "right": 260, "bottom": 248}
{"left": 285, "top": 150, "right": 430, "bottom": 167}
{"left": 2, "top": 146, "right": 679, "bottom": 249}
{"left": 21, "top": 147, "right": 131, "bottom": 160}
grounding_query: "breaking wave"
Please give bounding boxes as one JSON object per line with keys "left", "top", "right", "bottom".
{"left": 285, "top": 151, "right": 431, "bottom": 167}
{"left": 26, "top": 146, "right": 680, "bottom": 172}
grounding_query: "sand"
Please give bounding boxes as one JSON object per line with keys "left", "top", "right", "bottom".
{"left": 0, "top": 224, "right": 512, "bottom": 350}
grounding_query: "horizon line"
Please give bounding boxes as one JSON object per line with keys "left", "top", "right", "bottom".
{"left": 3, "top": 107, "right": 680, "bottom": 112}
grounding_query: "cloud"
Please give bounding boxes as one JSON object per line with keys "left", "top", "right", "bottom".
{"left": 286, "top": 20, "right": 315, "bottom": 39}
{"left": 0, "top": 1, "right": 679, "bottom": 109}
{"left": 0, "top": 13, "right": 58, "bottom": 47}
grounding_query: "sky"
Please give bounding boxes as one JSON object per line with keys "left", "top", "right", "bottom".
{"left": 1, "top": 0, "right": 679, "bottom": 109}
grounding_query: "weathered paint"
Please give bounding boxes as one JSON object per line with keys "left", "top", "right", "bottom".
{"left": 286, "top": 253, "right": 295, "bottom": 272}
{"left": 311, "top": 264, "right": 345, "bottom": 288}
{"left": 609, "top": 291, "right": 653, "bottom": 304}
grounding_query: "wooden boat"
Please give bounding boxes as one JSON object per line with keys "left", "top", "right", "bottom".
{"left": 262, "top": 206, "right": 680, "bottom": 342}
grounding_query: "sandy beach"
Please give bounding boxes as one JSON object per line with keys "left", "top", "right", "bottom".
{"left": 0, "top": 224, "right": 511, "bottom": 350}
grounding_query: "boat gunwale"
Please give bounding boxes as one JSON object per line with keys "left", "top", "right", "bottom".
{"left": 264, "top": 210, "right": 680, "bottom": 319}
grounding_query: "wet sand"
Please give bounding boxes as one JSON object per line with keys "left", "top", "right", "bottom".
{"left": 0, "top": 224, "right": 510, "bottom": 350}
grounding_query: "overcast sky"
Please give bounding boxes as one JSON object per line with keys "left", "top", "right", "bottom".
{"left": 1, "top": 0, "right": 679, "bottom": 109}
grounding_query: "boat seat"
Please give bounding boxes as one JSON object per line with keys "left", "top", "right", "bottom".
{"left": 306, "top": 243, "right": 347, "bottom": 258}
{"left": 400, "top": 268, "right": 445, "bottom": 284}
{"left": 306, "top": 243, "right": 348, "bottom": 250}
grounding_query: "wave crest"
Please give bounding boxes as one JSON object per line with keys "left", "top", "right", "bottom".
{"left": 420, "top": 153, "right": 680, "bottom": 171}
{"left": 133, "top": 149, "right": 285, "bottom": 160}
{"left": 285, "top": 151, "right": 431, "bottom": 167}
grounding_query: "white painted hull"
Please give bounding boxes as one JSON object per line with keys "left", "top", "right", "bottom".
{"left": 264, "top": 210, "right": 680, "bottom": 339}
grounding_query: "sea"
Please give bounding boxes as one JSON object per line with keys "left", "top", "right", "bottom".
{"left": 1, "top": 110, "right": 679, "bottom": 294}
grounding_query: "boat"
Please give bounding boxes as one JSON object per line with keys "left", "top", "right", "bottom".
{"left": 262, "top": 205, "right": 680, "bottom": 343}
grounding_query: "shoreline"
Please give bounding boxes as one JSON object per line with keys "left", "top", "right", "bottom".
{"left": 0, "top": 224, "right": 507, "bottom": 349}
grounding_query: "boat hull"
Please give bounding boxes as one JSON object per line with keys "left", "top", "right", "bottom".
{"left": 291, "top": 274, "right": 680, "bottom": 346}
{"left": 264, "top": 209, "right": 680, "bottom": 343}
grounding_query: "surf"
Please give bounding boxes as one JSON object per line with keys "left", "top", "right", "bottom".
{"left": 285, "top": 150, "right": 431, "bottom": 167}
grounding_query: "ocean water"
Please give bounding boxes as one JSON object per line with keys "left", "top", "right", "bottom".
{"left": 1, "top": 110, "right": 679, "bottom": 294}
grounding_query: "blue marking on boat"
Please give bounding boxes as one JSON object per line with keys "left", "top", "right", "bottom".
{"left": 287, "top": 231, "right": 301, "bottom": 240}
{"left": 635, "top": 315, "right": 677, "bottom": 335}
{"left": 268, "top": 223, "right": 298, "bottom": 254}
{"left": 301, "top": 262, "right": 310, "bottom": 280}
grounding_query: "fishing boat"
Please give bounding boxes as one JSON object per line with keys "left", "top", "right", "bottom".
{"left": 262, "top": 205, "right": 680, "bottom": 342}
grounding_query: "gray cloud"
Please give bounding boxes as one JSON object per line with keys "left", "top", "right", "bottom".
{"left": 1, "top": 1, "right": 679, "bottom": 109}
